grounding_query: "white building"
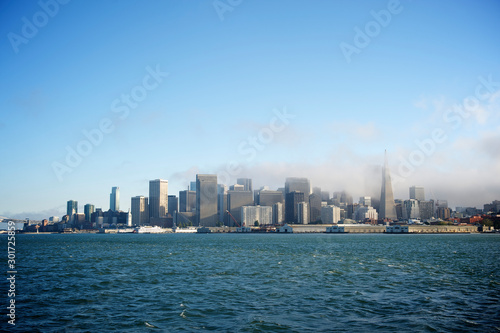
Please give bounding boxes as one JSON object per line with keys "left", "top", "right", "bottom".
{"left": 276, "top": 223, "right": 293, "bottom": 233}
{"left": 386, "top": 225, "right": 409, "bottom": 233}
{"left": 359, "top": 196, "right": 372, "bottom": 207}
{"left": 241, "top": 205, "right": 272, "bottom": 226}
{"left": 297, "top": 202, "right": 309, "bottom": 224}
{"left": 321, "top": 205, "right": 341, "bottom": 224}
{"left": 326, "top": 225, "right": 345, "bottom": 233}
{"left": 403, "top": 199, "right": 420, "bottom": 220}
{"left": 353, "top": 206, "right": 378, "bottom": 221}
{"left": 272, "top": 202, "right": 284, "bottom": 225}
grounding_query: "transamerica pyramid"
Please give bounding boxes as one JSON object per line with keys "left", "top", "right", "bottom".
{"left": 379, "top": 150, "right": 397, "bottom": 220}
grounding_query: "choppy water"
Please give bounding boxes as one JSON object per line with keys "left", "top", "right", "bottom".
{"left": 2, "top": 233, "right": 500, "bottom": 332}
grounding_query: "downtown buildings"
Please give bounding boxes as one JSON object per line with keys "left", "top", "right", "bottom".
{"left": 58, "top": 152, "right": 497, "bottom": 230}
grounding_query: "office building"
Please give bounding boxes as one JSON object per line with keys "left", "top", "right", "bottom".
{"left": 131, "top": 196, "right": 149, "bottom": 225}
{"left": 359, "top": 196, "right": 372, "bottom": 207}
{"left": 437, "top": 206, "right": 451, "bottom": 220}
{"left": 484, "top": 200, "right": 500, "bottom": 214}
{"left": 237, "top": 178, "right": 253, "bottom": 192}
{"left": 241, "top": 205, "right": 272, "bottom": 226}
{"left": 227, "top": 190, "right": 254, "bottom": 227}
{"left": 353, "top": 206, "right": 378, "bottom": 221}
{"left": 217, "top": 184, "right": 228, "bottom": 225}
{"left": 410, "top": 186, "right": 425, "bottom": 201}
{"left": 259, "top": 190, "right": 284, "bottom": 207}
{"left": 309, "top": 193, "right": 322, "bottom": 222}
{"left": 321, "top": 205, "right": 341, "bottom": 224}
{"left": 196, "top": 174, "right": 218, "bottom": 227}
{"left": 272, "top": 202, "right": 284, "bottom": 225}
{"left": 179, "top": 190, "right": 196, "bottom": 213}
{"left": 285, "top": 177, "right": 310, "bottom": 199}
{"left": 110, "top": 186, "right": 120, "bottom": 211}
{"left": 285, "top": 191, "right": 304, "bottom": 223}
{"left": 229, "top": 184, "right": 245, "bottom": 191}
{"left": 84, "top": 204, "right": 94, "bottom": 222}
{"left": 403, "top": 199, "right": 420, "bottom": 220}
{"left": 419, "top": 200, "right": 435, "bottom": 221}
{"left": 297, "top": 202, "right": 309, "bottom": 224}
{"left": 149, "top": 179, "right": 168, "bottom": 218}
{"left": 379, "top": 151, "right": 397, "bottom": 220}
{"left": 168, "top": 195, "right": 178, "bottom": 215}
{"left": 67, "top": 200, "right": 78, "bottom": 216}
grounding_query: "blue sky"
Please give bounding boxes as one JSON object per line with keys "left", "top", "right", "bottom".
{"left": 1, "top": 0, "right": 499, "bottom": 219}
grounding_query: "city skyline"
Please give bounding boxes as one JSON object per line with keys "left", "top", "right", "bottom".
{"left": 1, "top": 1, "right": 499, "bottom": 219}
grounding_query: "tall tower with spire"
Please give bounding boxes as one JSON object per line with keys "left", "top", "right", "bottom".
{"left": 380, "top": 150, "right": 397, "bottom": 220}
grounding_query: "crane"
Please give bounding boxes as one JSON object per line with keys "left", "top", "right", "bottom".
{"left": 225, "top": 210, "right": 241, "bottom": 228}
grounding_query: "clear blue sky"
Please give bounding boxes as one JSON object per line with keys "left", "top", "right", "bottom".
{"left": 1, "top": 0, "right": 499, "bottom": 219}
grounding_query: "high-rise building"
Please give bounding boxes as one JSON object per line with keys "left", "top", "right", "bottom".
{"left": 179, "top": 190, "right": 196, "bottom": 212}
{"left": 419, "top": 200, "right": 435, "bottom": 221}
{"left": 484, "top": 200, "right": 500, "bottom": 214}
{"left": 259, "top": 190, "right": 284, "bottom": 207}
{"left": 321, "top": 205, "right": 341, "bottom": 224}
{"left": 84, "top": 204, "right": 94, "bottom": 222}
{"left": 272, "top": 202, "right": 284, "bottom": 225}
{"left": 229, "top": 184, "right": 245, "bottom": 191}
{"left": 241, "top": 205, "right": 272, "bottom": 226}
{"left": 217, "top": 184, "right": 228, "bottom": 225}
{"left": 379, "top": 151, "right": 397, "bottom": 220}
{"left": 395, "top": 199, "right": 404, "bottom": 220}
{"left": 227, "top": 190, "right": 254, "bottom": 226}
{"left": 67, "top": 200, "right": 78, "bottom": 216}
{"left": 285, "top": 191, "right": 304, "bottom": 223}
{"left": 309, "top": 193, "right": 322, "bottom": 222}
{"left": 149, "top": 179, "right": 168, "bottom": 218}
{"left": 353, "top": 206, "right": 378, "bottom": 221}
{"left": 285, "top": 178, "right": 310, "bottom": 199}
{"left": 437, "top": 206, "right": 451, "bottom": 220}
{"left": 297, "top": 202, "right": 309, "bottom": 224}
{"left": 410, "top": 186, "right": 425, "bottom": 201}
{"left": 110, "top": 186, "right": 120, "bottom": 211}
{"left": 359, "top": 196, "right": 372, "bottom": 207}
{"left": 131, "top": 196, "right": 149, "bottom": 225}
{"left": 196, "top": 174, "right": 218, "bottom": 227}
{"left": 403, "top": 199, "right": 420, "bottom": 220}
{"left": 237, "top": 178, "right": 253, "bottom": 192}
{"left": 168, "top": 195, "right": 178, "bottom": 215}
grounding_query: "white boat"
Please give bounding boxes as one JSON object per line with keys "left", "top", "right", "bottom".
{"left": 174, "top": 227, "right": 198, "bottom": 233}
{"left": 135, "top": 226, "right": 166, "bottom": 234}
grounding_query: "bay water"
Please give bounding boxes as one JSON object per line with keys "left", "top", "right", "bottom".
{"left": 2, "top": 233, "right": 499, "bottom": 332}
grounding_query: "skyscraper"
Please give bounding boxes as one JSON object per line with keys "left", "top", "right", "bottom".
{"left": 110, "top": 186, "right": 120, "bottom": 211}
{"left": 179, "top": 190, "right": 196, "bottom": 212}
{"left": 131, "top": 196, "right": 149, "bottom": 225}
{"left": 149, "top": 179, "right": 168, "bottom": 218}
{"left": 227, "top": 190, "right": 254, "bottom": 226}
{"left": 285, "top": 191, "right": 304, "bottom": 223}
{"left": 84, "top": 204, "right": 94, "bottom": 222}
{"left": 285, "top": 177, "right": 310, "bottom": 199}
{"left": 168, "top": 195, "right": 178, "bottom": 215}
{"left": 196, "top": 174, "right": 218, "bottom": 227}
{"left": 67, "top": 200, "right": 78, "bottom": 216}
{"left": 409, "top": 186, "right": 425, "bottom": 201}
{"left": 237, "top": 178, "right": 253, "bottom": 192}
{"left": 379, "top": 151, "right": 397, "bottom": 220}
{"left": 309, "top": 193, "right": 322, "bottom": 222}
{"left": 297, "top": 202, "right": 309, "bottom": 224}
